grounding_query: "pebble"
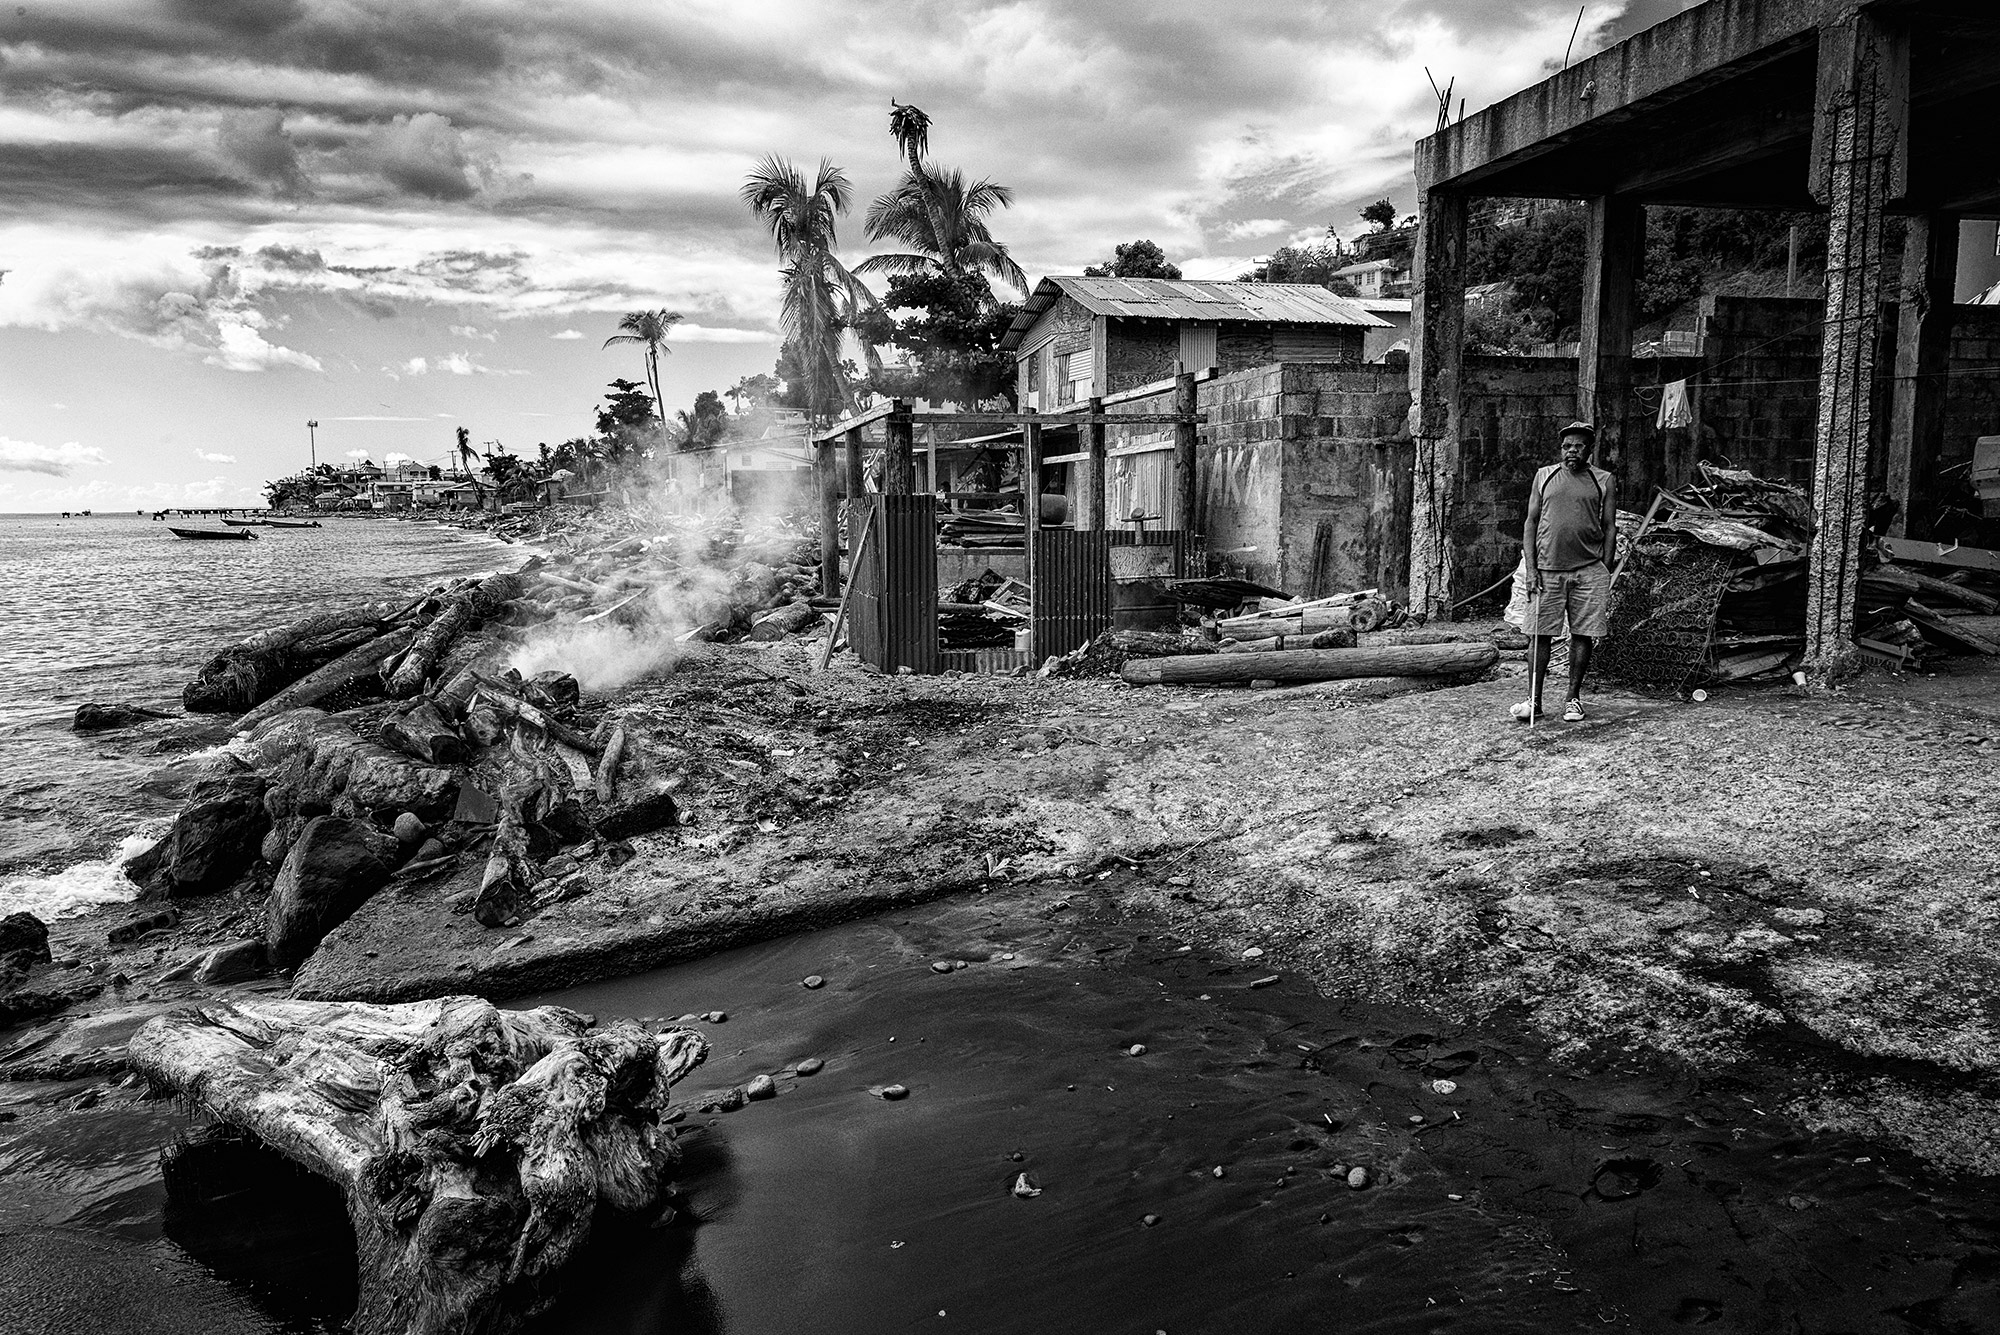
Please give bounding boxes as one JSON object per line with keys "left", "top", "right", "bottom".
{"left": 1008, "top": 1151, "right": 1025, "bottom": 1162}
{"left": 705, "top": 1011, "right": 727, "bottom": 1023}
{"left": 879, "top": 1084, "right": 910, "bottom": 1100}
{"left": 931, "top": 961, "right": 954, "bottom": 974}
{"left": 744, "top": 1074, "right": 776, "bottom": 1101}
{"left": 1408, "top": 1115, "right": 1425, "bottom": 1125}
{"left": 1430, "top": 1079, "right": 1458, "bottom": 1095}
{"left": 1249, "top": 975, "right": 1280, "bottom": 989}
{"left": 1241, "top": 947, "right": 1264, "bottom": 959}
{"left": 1011, "top": 1172, "right": 1042, "bottom": 1198}
{"left": 1347, "top": 1166, "right": 1371, "bottom": 1190}
{"left": 802, "top": 975, "right": 825, "bottom": 989}
{"left": 796, "top": 1057, "right": 824, "bottom": 1076}
{"left": 1212, "top": 1166, "right": 1225, "bottom": 1178}
{"left": 1128, "top": 1043, "right": 1147, "bottom": 1057}
{"left": 392, "top": 812, "right": 427, "bottom": 844}
{"left": 952, "top": 959, "right": 968, "bottom": 971}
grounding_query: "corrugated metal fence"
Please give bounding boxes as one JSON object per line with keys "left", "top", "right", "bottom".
{"left": 850, "top": 494, "right": 939, "bottom": 674}
{"left": 1031, "top": 529, "right": 1190, "bottom": 659}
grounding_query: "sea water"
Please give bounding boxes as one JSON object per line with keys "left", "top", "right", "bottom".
{"left": 0, "top": 512, "right": 512, "bottom": 917}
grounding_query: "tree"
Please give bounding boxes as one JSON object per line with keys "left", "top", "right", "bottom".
{"left": 888, "top": 99, "right": 931, "bottom": 176}
{"left": 1237, "top": 243, "right": 1354, "bottom": 292}
{"left": 854, "top": 270, "right": 1019, "bottom": 408}
{"left": 1360, "top": 198, "right": 1398, "bottom": 232}
{"left": 594, "top": 377, "right": 661, "bottom": 461}
{"left": 741, "top": 156, "right": 881, "bottom": 425}
{"left": 859, "top": 166, "right": 1028, "bottom": 295}
{"left": 674, "top": 390, "right": 729, "bottom": 451}
{"left": 602, "top": 309, "right": 682, "bottom": 434}
{"left": 1084, "top": 239, "right": 1182, "bottom": 280}
{"left": 726, "top": 373, "right": 781, "bottom": 413}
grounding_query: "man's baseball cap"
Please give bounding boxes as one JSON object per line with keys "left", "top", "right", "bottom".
{"left": 1558, "top": 421, "right": 1597, "bottom": 442}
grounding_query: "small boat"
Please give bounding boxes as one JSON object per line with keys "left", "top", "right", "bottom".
{"left": 221, "top": 517, "right": 268, "bottom": 527}
{"left": 168, "top": 526, "right": 257, "bottom": 541}
{"left": 264, "top": 519, "right": 323, "bottom": 528}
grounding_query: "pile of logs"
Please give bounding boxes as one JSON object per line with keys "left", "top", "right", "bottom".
{"left": 130, "top": 996, "right": 708, "bottom": 1335}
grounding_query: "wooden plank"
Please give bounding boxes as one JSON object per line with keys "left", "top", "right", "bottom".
{"left": 811, "top": 400, "right": 895, "bottom": 443}
{"left": 905, "top": 412, "right": 1202, "bottom": 427}
{"left": 815, "top": 439, "right": 840, "bottom": 598}
{"left": 885, "top": 400, "right": 913, "bottom": 495}
{"left": 1878, "top": 538, "right": 2000, "bottom": 574}
{"left": 1171, "top": 371, "right": 1198, "bottom": 537}
{"left": 1023, "top": 419, "right": 1043, "bottom": 598}
{"left": 1086, "top": 396, "right": 1108, "bottom": 532}
{"left": 1906, "top": 601, "right": 2000, "bottom": 656}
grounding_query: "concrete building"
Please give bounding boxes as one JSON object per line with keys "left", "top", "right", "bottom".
{"left": 1404, "top": 0, "right": 2000, "bottom": 670}
{"left": 1329, "top": 259, "right": 1411, "bottom": 299}
{"left": 1000, "top": 276, "right": 1387, "bottom": 408}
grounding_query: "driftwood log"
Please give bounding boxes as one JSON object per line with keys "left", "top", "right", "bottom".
{"left": 186, "top": 603, "right": 405, "bottom": 714}
{"left": 1121, "top": 641, "right": 1499, "bottom": 685}
{"left": 386, "top": 573, "right": 526, "bottom": 699}
{"left": 129, "top": 996, "right": 708, "bottom": 1335}
{"left": 231, "top": 628, "right": 417, "bottom": 737}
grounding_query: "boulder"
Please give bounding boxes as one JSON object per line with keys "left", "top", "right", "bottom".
{"left": 73, "top": 702, "right": 173, "bottom": 732}
{"left": 261, "top": 815, "right": 305, "bottom": 866}
{"left": 265, "top": 817, "right": 405, "bottom": 968}
{"left": 0, "top": 911, "right": 52, "bottom": 968}
{"left": 195, "top": 938, "right": 270, "bottom": 985}
{"left": 379, "top": 699, "right": 469, "bottom": 765}
{"left": 161, "top": 774, "right": 270, "bottom": 895}
{"left": 392, "top": 812, "right": 427, "bottom": 846}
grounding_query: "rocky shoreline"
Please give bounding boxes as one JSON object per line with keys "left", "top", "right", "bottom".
{"left": 6, "top": 500, "right": 2000, "bottom": 1329}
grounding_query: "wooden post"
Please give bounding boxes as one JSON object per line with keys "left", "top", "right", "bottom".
{"left": 842, "top": 427, "right": 864, "bottom": 499}
{"left": 885, "top": 399, "right": 914, "bottom": 495}
{"left": 815, "top": 437, "right": 840, "bottom": 597}
{"left": 1886, "top": 211, "right": 1959, "bottom": 539}
{"left": 1171, "top": 371, "right": 1197, "bottom": 537}
{"left": 1804, "top": 6, "right": 1902, "bottom": 676}
{"left": 1579, "top": 194, "right": 1644, "bottom": 470}
{"left": 1086, "top": 396, "right": 1108, "bottom": 531}
{"left": 1023, "top": 415, "right": 1043, "bottom": 593}
{"left": 925, "top": 422, "right": 939, "bottom": 495}
{"left": 1406, "top": 184, "right": 1468, "bottom": 621}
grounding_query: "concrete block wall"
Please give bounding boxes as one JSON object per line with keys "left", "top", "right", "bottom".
{"left": 1454, "top": 358, "right": 1578, "bottom": 604}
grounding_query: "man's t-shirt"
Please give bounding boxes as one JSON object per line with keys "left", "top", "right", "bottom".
{"left": 1534, "top": 464, "right": 1612, "bottom": 572}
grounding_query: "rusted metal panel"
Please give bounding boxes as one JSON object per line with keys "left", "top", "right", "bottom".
{"left": 850, "top": 494, "right": 938, "bottom": 674}
{"left": 1109, "top": 530, "right": 1190, "bottom": 632}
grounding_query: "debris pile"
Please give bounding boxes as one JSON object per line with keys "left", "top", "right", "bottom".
{"left": 1600, "top": 463, "right": 1813, "bottom": 684}
{"left": 130, "top": 996, "right": 708, "bottom": 1335}
{"left": 1857, "top": 545, "right": 2000, "bottom": 668}
{"left": 938, "top": 572, "right": 1029, "bottom": 650}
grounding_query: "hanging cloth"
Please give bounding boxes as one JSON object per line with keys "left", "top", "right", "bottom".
{"left": 1657, "top": 378, "right": 1693, "bottom": 430}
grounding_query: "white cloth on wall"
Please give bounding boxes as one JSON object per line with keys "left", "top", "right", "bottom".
{"left": 1657, "top": 378, "right": 1693, "bottom": 430}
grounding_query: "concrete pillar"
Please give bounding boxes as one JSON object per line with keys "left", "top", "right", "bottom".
{"left": 1804, "top": 7, "right": 1904, "bottom": 675}
{"left": 1579, "top": 195, "right": 1645, "bottom": 467}
{"left": 1886, "top": 212, "right": 1959, "bottom": 538}
{"left": 1406, "top": 188, "right": 1468, "bottom": 619}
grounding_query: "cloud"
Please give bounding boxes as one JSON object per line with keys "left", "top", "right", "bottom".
{"left": 193, "top": 448, "right": 238, "bottom": 463}
{"left": 384, "top": 451, "right": 413, "bottom": 464}
{"left": 331, "top": 414, "right": 428, "bottom": 421}
{"left": 345, "top": 448, "right": 372, "bottom": 459}
{"left": 549, "top": 329, "right": 583, "bottom": 340}
{"left": 0, "top": 437, "right": 109, "bottom": 477}
{"left": 356, "top": 113, "right": 479, "bottom": 201}
{"left": 448, "top": 323, "right": 497, "bottom": 341}
{"left": 1225, "top": 218, "right": 1291, "bottom": 240}
{"left": 205, "top": 316, "right": 322, "bottom": 371}
{"left": 673, "top": 323, "right": 779, "bottom": 344}
{"left": 400, "top": 356, "right": 429, "bottom": 375}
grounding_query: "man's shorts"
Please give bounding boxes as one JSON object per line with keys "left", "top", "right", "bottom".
{"left": 1530, "top": 562, "right": 1611, "bottom": 638}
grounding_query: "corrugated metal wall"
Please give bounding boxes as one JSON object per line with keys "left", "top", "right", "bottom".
{"left": 851, "top": 494, "right": 939, "bottom": 674}
{"left": 1031, "top": 529, "right": 1189, "bottom": 659}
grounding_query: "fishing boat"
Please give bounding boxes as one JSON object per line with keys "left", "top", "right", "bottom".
{"left": 264, "top": 519, "right": 322, "bottom": 528}
{"left": 168, "top": 526, "right": 257, "bottom": 541}
{"left": 221, "top": 517, "right": 268, "bottom": 527}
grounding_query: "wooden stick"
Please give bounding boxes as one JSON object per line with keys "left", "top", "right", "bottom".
{"left": 1121, "top": 642, "right": 1497, "bottom": 685}
{"left": 1610, "top": 488, "right": 1669, "bottom": 587}
{"left": 596, "top": 726, "right": 627, "bottom": 804}
{"left": 817, "top": 505, "right": 877, "bottom": 672}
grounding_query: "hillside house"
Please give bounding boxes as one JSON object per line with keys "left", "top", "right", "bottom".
{"left": 1329, "top": 258, "right": 1411, "bottom": 299}
{"left": 999, "top": 276, "right": 1387, "bottom": 408}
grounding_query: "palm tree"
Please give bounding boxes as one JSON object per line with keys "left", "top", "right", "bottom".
{"left": 858, "top": 165, "right": 1028, "bottom": 295}
{"left": 603, "top": 309, "right": 682, "bottom": 435}
{"left": 740, "top": 156, "right": 880, "bottom": 423}
{"left": 888, "top": 100, "right": 931, "bottom": 175}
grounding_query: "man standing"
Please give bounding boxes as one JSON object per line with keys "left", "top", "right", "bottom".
{"left": 1514, "top": 422, "right": 1618, "bottom": 723}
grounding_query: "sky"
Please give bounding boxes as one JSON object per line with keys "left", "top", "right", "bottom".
{"left": 0, "top": 0, "right": 1699, "bottom": 512}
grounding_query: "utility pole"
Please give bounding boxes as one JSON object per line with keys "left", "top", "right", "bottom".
{"left": 307, "top": 419, "right": 318, "bottom": 470}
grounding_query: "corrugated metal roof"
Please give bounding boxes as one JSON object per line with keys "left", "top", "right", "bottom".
{"left": 1001, "top": 276, "right": 1389, "bottom": 349}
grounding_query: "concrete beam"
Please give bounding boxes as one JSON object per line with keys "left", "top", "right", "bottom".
{"left": 1418, "top": 0, "right": 1827, "bottom": 191}
{"left": 1885, "top": 211, "right": 1958, "bottom": 537}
